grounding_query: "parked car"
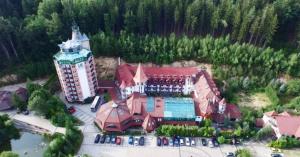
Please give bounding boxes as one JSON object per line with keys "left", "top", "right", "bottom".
{"left": 162, "top": 137, "right": 168, "bottom": 146}
{"left": 180, "top": 138, "right": 184, "bottom": 146}
{"left": 231, "top": 137, "right": 240, "bottom": 145}
{"left": 111, "top": 135, "right": 116, "bottom": 144}
{"left": 173, "top": 137, "right": 179, "bottom": 147}
{"left": 201, "top": 138, "right": 207, "bottom": 146}
{"left": 271, "top": 153, "right": 283, "bottom": 157}
{"left": 128, "top": 136, "right": 134, "bottom": 145}
{"left": 105, "top": 135, "right": 111, "bottom": 143}
{"left": 116, "top": 137, "right": 122, "bottom": 145}
{"left": 225, "top": 152, "right": 235, "bottom": 157}
{"left": 185, "top": 137, "right": 190, "bottom": 146}
{"left": 94, "top": 134, "right": 101, "bottom": 143}
{"left": 191, "top": 138, "right": 196, "bottom": 146}
{"left": 208, "top": 140, "right": 214, "bottom": 148}
{"left": 68, "top": 106, "right": 76, "bottom": 114}
{"left": 169, "top": 138, "right": 174, "bottom": 146}
{"left": 212, "top": 138, "right": 219, "bottom": 147}
{"left": 134, "top": 137, "right": 139, "bottom": 146}
{"left": 100, "top": 135, "right": 106, "bottom": 144}
{"left": 139, "top": 136, "right": 145, "bottom": 146}
{"left": 157, "top": 137, "right": 162, "bottom": 146}
{"left": 22, "top": 110, "right": 29, "bottom": 115}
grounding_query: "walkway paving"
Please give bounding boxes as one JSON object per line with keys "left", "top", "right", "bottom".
{"left": 0, "top": 110, "right": 66, "bottom": 135}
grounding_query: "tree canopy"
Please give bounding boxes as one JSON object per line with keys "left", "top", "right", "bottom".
{"left": 0, "top": 0, "right": 299, "bottom": 74}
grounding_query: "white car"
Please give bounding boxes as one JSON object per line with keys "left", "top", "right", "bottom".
{"left": 185, "top": 137, "right": 190, "bottom": 146}
{"left": 208, "top": 140, "right": 214, "bottom": 148}
{"left": 191, "top": 138, "right": 196, "bottom": 146}
{"left": 180, "top": 138, "right": 184, "bottom": 146}
{"left": 134, "top": 137, "right": 139, "bottom": 146}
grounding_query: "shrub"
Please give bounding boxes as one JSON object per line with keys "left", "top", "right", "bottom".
{"left": 156, "top": 125, "right": 215, "bottom": 137}
{"left": 217, "top": 136, "right": 226, "bottom": 144}
{"left": 286, "top": 79, "right": 300, "bottom": 96}
{"left": 255, "top": 126, "right": 273, "bottom": 140}
{"left": 43, "top": 126, "right": 83, "bottom": 157}
{"left": 0, "top": 151, "right": 19, "bottom": 157}
{"left": 268, "top": 136, "right": 300, "bottom": 148}
{"left": 265, "top": 86, "right": 280, "bottom": 105}
{"left": 235, "top": 148, "right": 252, "bottom": 157}
{"left": 0, "top": 115, "right": 20, "bottom": 146}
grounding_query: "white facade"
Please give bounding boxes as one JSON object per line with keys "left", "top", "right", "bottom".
{"left": 262, "top": 114, "right": 282, "bottom": 138}
{"left": 54, "top": 25, "right": 97, "bottom": 102}
{"left": 119, "top": 77, "right": 195, "bottom": 99}
{"left": 76, "top": 62, "right": 91, "bottom": 99}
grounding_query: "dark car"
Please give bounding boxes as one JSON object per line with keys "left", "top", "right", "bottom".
{"left": 173, "top": 137, "right": 179, "bottom": 147}
{"left": 157, "top": 137, "right": 162, "bottom": 146}
{"left": 162, "top": 137, "right": 168, "bottom": 146}
{"left": 212, "top": 138, "right": 219, "bottom": 147}
{"left": 128, "top": 136, "right": 134, "bottom": 145}
{"left": 271, "top": 153, "right": 283, "bottom": 157}
{"left": 201, "top": 138, "right": 207, "bottom": 146}
{"left": 94, "top": 134, "right": 101, "bottom": 143}
{"left": 139, "top": 136, "right": 145, "bottom": 146}
{"left": 111, "top": 135, "right": 116, "bottom": 144}
{"left": 100, "top": 135, "right": 106, "bottom": 144}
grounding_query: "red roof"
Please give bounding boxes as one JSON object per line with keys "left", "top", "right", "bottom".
{"left": 0, "top": 91, "right": 13, "bottom": 111}
{"left": 275, "top": 116, "right": 300, "bottom": 138}
{"left": 225, "top": 103, "right": 241, "bottom": 119}
{"left": 194, "top": 71, "right": 222, "bottom": 116}
{"left": 265, "top": 111, "right": 278, "bottom": 117}
{"left": 126, "top": 92, "right": 146, "bottom": 115}
{"left": 133, "top": 63, "right": 148, "bottom": 83}
{"left": 15, "top": 87, "right": 28, "bottom": 102}
{"left": 279, "top": 111, "right": 291, "bottom": 117}
{"left": 95, "top": 101, "right": 131, "bottom": 124}
{"left": 142, "top": 114, "right": 157, "bottom": 132}
{"left": 256, "top": 118, "right": 264, "bottom": 128}
{"left": 115, "top": 64, "right": 199, "bottom": 87}
{"left": 119, "top": 80, "right": 126, "bottom": 89}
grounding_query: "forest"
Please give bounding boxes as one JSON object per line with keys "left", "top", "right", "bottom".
{"left": 0, "top": 0, "right": 299, "bottom": 81}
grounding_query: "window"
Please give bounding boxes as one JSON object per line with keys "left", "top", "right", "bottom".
{"left": 106, "top": 124, "right": 117, "bottom": 128}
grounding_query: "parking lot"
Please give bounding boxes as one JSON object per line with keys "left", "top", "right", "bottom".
{"left": 78, "top": 132, "right": 273, "bottom": 157}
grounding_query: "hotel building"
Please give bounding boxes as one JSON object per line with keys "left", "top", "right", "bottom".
{"left": 53, "top": 25, "right": 98, "bottom": 102}
{"left": 95, "top": 64, "right": 241, "bottom": 132}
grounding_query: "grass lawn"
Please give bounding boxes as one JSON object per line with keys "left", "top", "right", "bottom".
{"left": 237, "top": 92, "right": 272, "bottom": 109}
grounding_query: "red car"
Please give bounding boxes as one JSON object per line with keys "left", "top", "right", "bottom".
{"left": 162, "top": 137, "right": 168, "bottom": 146}
{"left": 68, "top": 106, "right": 76, "bottom": 114}
{"left": 116, "top": 137, "right": 122, "bottom": 145}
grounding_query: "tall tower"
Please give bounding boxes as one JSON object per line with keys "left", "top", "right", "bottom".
{"left": 133, "top": 63, "right": 148, "bottom": 94}
{"left": 53, "top": 24, "right": 98, "bottom": 103}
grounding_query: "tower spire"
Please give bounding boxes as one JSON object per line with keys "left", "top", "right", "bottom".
{"left": 71, "top": 22, "right": 80, "bottom": 41}
{"left": 133, "top": 63, "right": 148, "bottom": 83}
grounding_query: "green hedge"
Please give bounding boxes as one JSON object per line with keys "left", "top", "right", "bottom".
{"left": 268, "top": 136, "right": 300, "bottom": 149}
{"left": 156, "top": 125, "right": 215, "bottom": 137}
